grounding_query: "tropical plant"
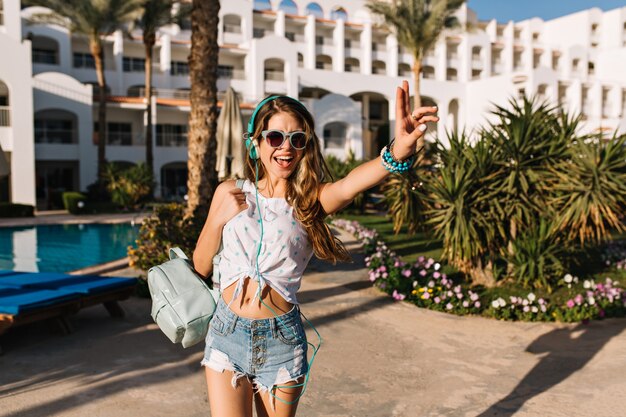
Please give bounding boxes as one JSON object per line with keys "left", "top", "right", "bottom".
{"left": 129, "top": 203, "right": 204, "bottom": 272}
{"left": 366, "top": 0, "right": 464, "bottom": 110}
{"left": 103, "top": 162, "right": 154, "bottom": 210}
{"left": 132, "top": 0, "right": 190, "bottom": 177}
{"left": 25, "top": 0, "right": 144, "bottom": 182}
{"left": 185, "top": 0, "right": 221, "bottom": 218}
{"left": 325, "top": 150, "right": 366, "bottom": 212}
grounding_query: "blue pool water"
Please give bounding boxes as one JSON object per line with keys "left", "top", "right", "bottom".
{"left": 0, "top": 223, "right": 139, "bottom": 273}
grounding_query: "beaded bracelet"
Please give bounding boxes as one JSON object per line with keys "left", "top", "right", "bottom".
{"left": 380, "top": 140, "right": 415, "bottom": 173}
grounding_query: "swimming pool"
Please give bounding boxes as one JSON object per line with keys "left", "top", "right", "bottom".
{"left": 0, "top": 223, "right": 139, "bottom": 273}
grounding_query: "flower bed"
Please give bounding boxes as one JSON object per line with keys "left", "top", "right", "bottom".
{"left": 332, "top": 218, "right": 626, "bottom": 322}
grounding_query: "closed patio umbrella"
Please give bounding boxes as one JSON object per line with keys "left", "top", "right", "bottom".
{"left": 216, "top": 87, "right": 244, "bottom": 180}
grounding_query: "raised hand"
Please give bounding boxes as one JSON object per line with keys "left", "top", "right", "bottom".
{"left": 393, "top": 80, "right": 439, "bottom": 160}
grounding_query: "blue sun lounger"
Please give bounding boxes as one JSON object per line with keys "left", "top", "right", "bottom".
{"left": 0, "top": 270, "right": 137, "bottom": 351}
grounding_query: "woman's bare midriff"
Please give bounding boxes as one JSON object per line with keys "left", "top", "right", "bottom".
{"left": 222, "top": 277, "right": 294, "bottom": 319}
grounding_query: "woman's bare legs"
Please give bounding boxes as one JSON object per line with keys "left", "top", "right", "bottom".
{"left": 206, "top": 367, "right": 254, "bottom": 417}
{"left": 254, "top": 378, "right": 304, "bottom": 417}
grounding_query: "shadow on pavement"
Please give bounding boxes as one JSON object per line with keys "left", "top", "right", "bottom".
{"left": 476, "top": 319, "right": 626, "bottom": 417}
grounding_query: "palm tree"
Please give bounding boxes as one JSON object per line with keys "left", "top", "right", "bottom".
{"left": 133, "top": 0, "right": 190, "bottom": 177}
{"left": 367, "top": 0, "right": 465, "bottom": 110}
{"left": 185, "top": 0, "right": 220, "bottom": 218}
{"left": 26, "top": 0, "right": 143, "bottom": 183}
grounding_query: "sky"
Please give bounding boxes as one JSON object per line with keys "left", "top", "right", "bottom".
{"left": 467, "top": 0, "right": 626, "bottom": 23}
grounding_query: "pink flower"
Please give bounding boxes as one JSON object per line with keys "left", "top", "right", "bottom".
{"left": 392, "top": 290, "right": 406, "bottom": 301}
{"left": 566, "top": 299, "right": 575, "bottom": 308}
{"left": 433, "top": 271, "right": 441, "bottom": 279}
{"left": 419, "top": 269, "right": 427, "bottom": 277}
{"left": 446, "top": 303, "right": 453, "bottom": 310}
{"left": 474, "top": 301, "right": 481, "bottom": 308}
{"left": 575, "top": 294, "right": 584, "bottom": 305}
{"left": 402, "top": 269, "right": 412, "bottom": 278}
{"left": 434, "top": 297, "right": 441, "bottom": 304}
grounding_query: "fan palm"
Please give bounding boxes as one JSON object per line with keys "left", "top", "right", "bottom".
{"left": 185, "top": 0, "right": 220, "bottom": 218}
{"left": 366, "top": 0, "right": 464, "bottom": 110}
{"left": 25, "top": 0, "right": 144, "bottom": 182}
{"left": 132, "top": 0, "right": 190, "bottom": 177}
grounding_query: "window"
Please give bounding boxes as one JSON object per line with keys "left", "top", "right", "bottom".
{"left": 123, "top": 57, "right": 145, "bottom": 72}
{"left": 572, "top": 58, "right": 580, "bottom": 71}
{"left": 253, "top": 0, "right": 272, "bottom": 11}
{"left": 253, "top": 28, "right": 265, "bottom": 38}
{"left": 518, "top": 88, "right": 526, "bottom": 100}
{"left": 588, "top": 62, "right": 595, "bottom": 75}
{"left": 95, "top": 122, "right": 133, "bottom": 146}
{"left": 278, "top": 0, "right": 298, "bottom": 15}
{"left": 35, "top": 119, "right": 75, "bottom": 144}
{"left": 156, "top": 124, "right": 188, "bottom": 147}
{"left": 330, "top": 7, "right": 347, "bottom": 21}
{"left": 316, "top": 35, "right": 324, "bottom": 45}
{"left": 170, "top": 61, "right": 189, "bottom": 76}
{"left": 286, "top": 32, "right": 295, "bottom": 42}
{"left": 315, "top": 61, "right": 324, "bottom": 70}
{"left": 32, "top": 48, "right": 58, "bottom": 64}
{"left": 218, "top": 65, "right": 234, "bottom": 78}
{"left": 305, "top": 3, "right": 324, "bottom": 19}
{"left": 73, "top": 52, "right": 95, "bottom": 68}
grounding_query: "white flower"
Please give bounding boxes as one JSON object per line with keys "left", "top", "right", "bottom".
{"left": 588, "top": 296, "right": 596, "bottom": 305}
{"left": 528, "top": 293, "right": 536, "bottom": 302}
{"left": 531, "top": 306, "right": 538, "bottom": 313}
{"left": 564, "top": 274, "right": 573, "bottom": 283}
{"left": 434, "top": 263, "right": 441, "bottom": 271}
{"left": 492, "top": 300, "right": 500, "bottom": 308}
{"left": 497, "top": 297, "right": 506, "bottom": 308}
{"left": 584, "top": 280, "right": 592, "bottom": 289}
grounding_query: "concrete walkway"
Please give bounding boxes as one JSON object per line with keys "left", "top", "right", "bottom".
{"left": 0, "top": 229, "right": 625, "bottom": 416}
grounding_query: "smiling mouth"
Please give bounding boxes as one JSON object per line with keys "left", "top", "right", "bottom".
{"left": 274, "top": 156, "right": 294, "bottom": 168}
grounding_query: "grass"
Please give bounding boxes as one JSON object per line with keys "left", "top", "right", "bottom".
{"left": 335, "top": 213, "right": 443, "bottom": 263}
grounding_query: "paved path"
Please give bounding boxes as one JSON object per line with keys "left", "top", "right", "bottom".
{"left": 0, "top": 229, "right": 625, "bottom": 416}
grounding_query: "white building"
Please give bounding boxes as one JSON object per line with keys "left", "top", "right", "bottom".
{"left": 0, "top": 0, "right": 625, "bottom": 209}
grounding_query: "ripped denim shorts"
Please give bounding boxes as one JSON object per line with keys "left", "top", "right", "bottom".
{"left": 201, "top": 297, "right": 309, "bottom": 393}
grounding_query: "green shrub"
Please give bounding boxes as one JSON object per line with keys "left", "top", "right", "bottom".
{"left": 128, "top": 203, "right": 204, "bottom": 274}
{"left": 62, "top": 192, "right": 87, "bottom": 214}
{"left": 0, "top": 203, "right": 35, "bottom": 218}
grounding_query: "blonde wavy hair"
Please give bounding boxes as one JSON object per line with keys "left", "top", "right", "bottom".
{"left": 244, "top": 96, "right": 351, "bottom": 263}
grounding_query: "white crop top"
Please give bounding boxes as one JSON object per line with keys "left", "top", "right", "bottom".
{"left": 217, "top": 179, "right": 314, "bottom": 304}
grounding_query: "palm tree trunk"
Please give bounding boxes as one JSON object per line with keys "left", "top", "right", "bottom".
{"left": 186, "top": 0, "right": 220, "bottom": 218}
{"left": 90, "top": 37, "right": 107, "bottom": 183}
{"left": 469, "top": 258, "right": 496, "bottom": 288}
{"left": 144, "top": 36, "right": 155, "bottom": 180}
{"left": 412, "top": 57, "right": 422, "bottom": 108}
{"left": 412, "top": 56, "right": 425, "bottom": 156}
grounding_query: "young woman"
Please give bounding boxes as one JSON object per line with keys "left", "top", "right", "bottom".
{"left": 193, "top": 80, "right": 438, "bottom": 417}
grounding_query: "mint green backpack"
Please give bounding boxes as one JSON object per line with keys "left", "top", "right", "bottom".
{"left": 147, "top": 179, "right": 244, "bottom": 348}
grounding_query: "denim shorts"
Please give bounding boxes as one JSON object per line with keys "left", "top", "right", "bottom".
{"left": 201, "top": 297, "right": 309, "bottom": 393}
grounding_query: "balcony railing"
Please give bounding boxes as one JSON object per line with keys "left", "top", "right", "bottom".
{"left": 0, "top": 106, "right": 10, "bottom": 127}
{"left": 157, "top": 133, "right": 187, "bottom": 147}
{"left": 224, "top": 24, "right": 242, "bottom": 34}
{"left": 217, "top": 68, "right": 245, "bottom": 79}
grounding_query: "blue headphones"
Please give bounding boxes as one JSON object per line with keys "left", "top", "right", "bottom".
{"left": 244, "top": 95, "right": 308, "bottom": 160}
{"left": 245, "top": 95, "right": 279, "bottom": 160}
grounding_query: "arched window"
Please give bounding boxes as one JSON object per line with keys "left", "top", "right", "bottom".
{"left": 223, "top": 14, "right": 242, "bottom": 34}
{"left": 31, "top": 35, "right": 59, "bottom": 65}
{"left": 472, "top": 46, "right": 482, "bottom": 61}
{"left": 305, "top": 3, "right": 324, "bottom": 19}
{"left": 323, "top": 121, "right": 348, "bottom": 150}
{"left": 446, "top": 68, "right": 458, "bottom": 81}
{"left": 330, "top": 6, "right": 347, "bottom": 21}
{"left": 297, "top": 53, "right": 304, "bottom": 68}
{"left": 264, "top": 58, "right": 285, "bottom": 81}
{"left": 345, "top": 58, "right": 360, "bottom": 73}
{"left": 253, "top": 0, "right": 272, "bottom": 11}
{"left": 372, "top": 60, "right": 386, "bottom": 75}
{"left": 422, "top": 66, "right": 435, "bottom": 79}
{"left": 34, "top": 109, "right": 78, "bottom": 144}
{"left": 315, "top": 54, "right": 332, "bottom": 70}
{"left": 0, "top": 80, "right": 10, "bottom": 127}
{"left": 398, "top": 63, "right": 411, "bottom": 77}
{"left": 278, "top": 0, "right": 298, "bottom": 15}
{"left": 447, "top": 99, "right": 459, "bottom": 135}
